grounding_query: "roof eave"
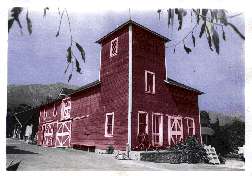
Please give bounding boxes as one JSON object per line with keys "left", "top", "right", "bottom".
{"left": 95, "top": 20, "right": 171, "bottom": 44}
{"left": 164, "top": 80, "right": 204, "bottom": 95}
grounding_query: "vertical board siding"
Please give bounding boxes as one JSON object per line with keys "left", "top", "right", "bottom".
{"left": 131, "top": 25, "right": 201, "bottom": 149}
{"left": 100, "top": 26, "right": 129, "bottom": 151}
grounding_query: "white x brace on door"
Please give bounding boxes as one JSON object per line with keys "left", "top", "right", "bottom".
{"left": 168, "top": 115, "right": 183, "bottom": 146}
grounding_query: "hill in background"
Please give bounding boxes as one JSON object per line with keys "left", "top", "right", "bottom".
{"left": 7, "top": 83, "right": 78, "bottom": 111}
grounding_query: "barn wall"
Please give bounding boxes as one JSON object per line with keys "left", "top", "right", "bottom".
{"left": 70, "top": 85, "right": 102, "bottom": 146}
{"left": 131, "top": 25, "right": 200, "bottom": 149}
{"left": 99, "top": 26, "right": 129, "bottom": 151}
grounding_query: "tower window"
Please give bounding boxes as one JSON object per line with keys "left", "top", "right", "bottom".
{"left": 145, "top": 70, "right": 155, "bottom": 94}
{"left": 110, "top": 38, "right": 118, "bottom": 57}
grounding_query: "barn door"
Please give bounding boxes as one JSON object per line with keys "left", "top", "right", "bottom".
{"left": 55, "top": 120, "right": 71, "bottom": 147}
{"left": 168, "top": 116, "right": 183, "bottom": 146}
{"left": 43, "top": 122, "right": 56, "bottom": 147}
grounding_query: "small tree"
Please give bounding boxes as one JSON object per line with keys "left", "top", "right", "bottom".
{"left": 211, "top": 118, "right": 245, "bottom": 156}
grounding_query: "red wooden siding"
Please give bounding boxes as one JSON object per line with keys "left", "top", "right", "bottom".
{"left": 99, "top": 26, "right": 129, "bottom": 151}
{"left": 37, "top": 20, "right": 202, "bottom": 151}
{"left": 71, "top": 85, "right": 102, "bottom": 147}
{"left": 131, "top": 24, "right": 201, "bottom": 149}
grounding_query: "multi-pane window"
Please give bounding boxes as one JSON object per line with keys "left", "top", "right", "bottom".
{"left": 187, "top": 118, "right": 195, "bottom": 136}
{"left": 145, "top": 70, "right": 155, "bottom": 94}
{"left": 138, "top": 111, "right": 148, "bottom": 134}
{"left": 110, "top": 38, "right": 118, "bottom": 57}
{"left": 105, "top": 113, "right": 114, "bottom": 137}
{"left": 152, "top": 113, "right": 163, "bottom": 146}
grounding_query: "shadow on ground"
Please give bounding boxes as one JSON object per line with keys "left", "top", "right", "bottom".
{"left": 6, "top": 146, "right": 38, "bottom": 154}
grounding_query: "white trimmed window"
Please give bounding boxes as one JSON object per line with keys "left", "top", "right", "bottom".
{"left": 105, "top": 112, "right": 114, "bottom": 137}
{"left": 61, "top": 97, "right": 71, "bottom": 120}
{"left": 186, "top": 117, "right": 195, "bottom": 136}
{"left": 53, "top": 104, "right": 57, "bottom": 117}
{"left": 44, "top": 108, "right": 47, "bottom": 118}
{"left": 152, "top": 113, "right": 163, "bottom": 146}
{"left": 138, "top": 111, "right": 148, "bottom": 134}
{"left": 145, "top": 70, "right": 155, "bottom": 94}
{"left": 110, "top": 38, "right": 118, "bottom": 57}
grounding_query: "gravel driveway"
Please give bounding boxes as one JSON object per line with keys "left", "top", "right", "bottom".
{"left": 6, "top": 138, "right": 244, "bottom": 171}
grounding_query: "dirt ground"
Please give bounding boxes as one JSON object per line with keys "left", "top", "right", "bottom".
{"left": 6, "top": 138, "right": 245, "bottom": 171}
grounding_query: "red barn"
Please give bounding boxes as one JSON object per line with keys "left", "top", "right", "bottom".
{"left": 37, "top": 20, "right": 203, "bottom": 152}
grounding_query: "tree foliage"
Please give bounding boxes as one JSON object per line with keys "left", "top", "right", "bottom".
{"left": 157, "top": 9, "right": 244, "bottom": 54}
{"left": 211, "top": 119, "right": 245, "bottom": 156}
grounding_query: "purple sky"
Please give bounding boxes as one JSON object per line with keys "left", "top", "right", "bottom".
{"left": 8, "top": 9, "right": 245, "bottom": 116}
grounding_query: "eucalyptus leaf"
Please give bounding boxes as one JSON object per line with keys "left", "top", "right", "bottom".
{"left": 26, "top": 11, "right": 32, "bottom": 35}
{"left": 76, "top": 42, "right": 85, "bottom": 62}
{"left": 199, "top": 21, "right": 206, "bottom": 38}
{"left": 192, "top": 33, "right": 196, "bottom": 47}
{"left": 184, "top": 44, "right": 192, "bottom": 54}
{"left": 66, "top": 47, "right": 72, "bottom": 63}
{"left": 206, "top": 26, "right": 214, "bottom": 51}
{"left": 212, "top": 27, "right": 220, "bottom": 54}
{"left": 68, "top": 74, "right": 72, "bottom": 82}
{"left": 75, "top": 59, "right": 81, "bottom": 73}
{"left": 43, "top": 7, "right": 49, "bottom": 18}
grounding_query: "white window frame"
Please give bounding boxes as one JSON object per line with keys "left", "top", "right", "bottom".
{"left": 185, "top": 117, "right": 195, "bottom": 136}
{"left": 152, "top": 113, "right": 163, "bottom": 146}
{"left": 44, "top": 108, "right": 47, "bottom": 118}
{"left": 137, "top": 111, "right": 148, "bottom": 135}
{"left": 145, "top": 70, "right": 155, "bottom": 94}
{"left": 110, "top": 37, "right": 118, "bottom": 57}
{"left": 61, "top": 97, "right": 71, "bottom": 121}
{"left": 105, "top": 112, "right": 114, "bottom": 137}
{"left": 53, "top": 104, "right": 57, "bottom": 117}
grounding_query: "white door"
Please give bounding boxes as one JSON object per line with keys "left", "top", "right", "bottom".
{"left": 168, "top": 116, "right": 183, "bottom": 146}
{"left": 43, "top": 122, "right": 56, "bottom": 147}
{"left": 55, "top": 120, "right": 72, "bottom": 147}
{"left": 152, "top": 113, "right": 163, "bottom": 146}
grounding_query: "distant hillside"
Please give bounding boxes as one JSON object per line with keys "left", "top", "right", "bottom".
{"left": 7, "top": 83, "right": 78, "bottom": 110}
{"left": 208, "top": 111, "right": 245, "bottom": 126}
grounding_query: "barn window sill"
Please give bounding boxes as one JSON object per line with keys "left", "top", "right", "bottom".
{"left": 145, "top": 91, "right": 155, "bottom": 95}
{"left": 104, "top": 135, "right": 113, "bottom": 138}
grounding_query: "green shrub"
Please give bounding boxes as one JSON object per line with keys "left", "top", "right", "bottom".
{"left": 169, "top": 136, "right": 208, "bottom": 164}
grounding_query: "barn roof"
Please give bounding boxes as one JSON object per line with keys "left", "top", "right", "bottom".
{"left": 165, "top": 77, "right": 204, "bottom": 95}
{"left": 96, "top": 19, "right": 171, "bottom": 44}
{"left": 39, "top": 80, "right": 101, "bottom": 107}
{"left": 68, "top": 80, "right": 101, "bottom": 96}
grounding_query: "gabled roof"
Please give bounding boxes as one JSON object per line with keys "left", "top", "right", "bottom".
{"left": 96, "top": 20, "right": 171, "bottom": 44}
{"left": 164, "top": 77, "right": 204, "bottom": 95}
{"left": 68, "top": 80, "right": 101, "bottom": 96}
{"left": 60, "top": 88, "right": 75, "bottom": 96}
{"left": 40, "top": 80, "right": 101, "bottom": 108}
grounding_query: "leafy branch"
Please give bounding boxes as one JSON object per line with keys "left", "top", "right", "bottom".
{"left": 8, "top": 7, "right": 86, "bottom": 82}
{"left": 158, "top": 9, "right": 244, "bottom": 55}
{"left": 55, "top": 8, "right": 85, "bottom": 82}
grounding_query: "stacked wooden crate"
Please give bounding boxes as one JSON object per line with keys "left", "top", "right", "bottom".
{"left": 204, "top": 145, "right": 220, "bottom": 164}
